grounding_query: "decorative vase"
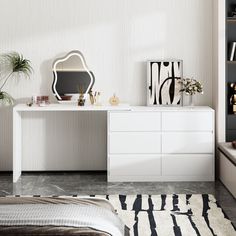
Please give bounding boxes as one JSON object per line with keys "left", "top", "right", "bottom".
{"left": 189, "top": 94, "right": 194, "bottom": 106}
{"left": 183, "top": 94, "right": 194, "bottom": 106}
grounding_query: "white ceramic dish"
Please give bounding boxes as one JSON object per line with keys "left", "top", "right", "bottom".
{"left": 64, "top": 93, "right": 80, "bottom": 100}
{"left": 58, "top": 100, "right": 78, "bottom": 104}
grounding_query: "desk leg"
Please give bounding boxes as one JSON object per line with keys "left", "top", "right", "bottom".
{"left": 13, "top": 110, "right": 22, "bottom": 183}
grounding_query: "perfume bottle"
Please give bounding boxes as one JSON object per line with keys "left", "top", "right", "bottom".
{"left": 94, "top": 92, "right": 101, "bottom": 106}
{"left": 109, "top": 94, "right": 120, "bottom": 106}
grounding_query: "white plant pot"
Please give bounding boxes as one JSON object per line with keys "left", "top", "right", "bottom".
{"left": 183, "top": 94, "right": 194, "bottom": 106}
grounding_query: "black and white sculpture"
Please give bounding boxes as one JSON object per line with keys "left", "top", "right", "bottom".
{"left": 52, "top": 50, "right": 95, "bottom": 101}
{"left": 147, "top": 60, "right": 183, "bottom": 106}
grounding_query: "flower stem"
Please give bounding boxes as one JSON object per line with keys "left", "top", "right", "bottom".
{"left": 0, "top": 72, "right": 13, "bottom": 91}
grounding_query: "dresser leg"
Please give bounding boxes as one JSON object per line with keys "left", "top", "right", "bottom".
{"left": 13, "top": 110, "right": 22, "bottom": 183}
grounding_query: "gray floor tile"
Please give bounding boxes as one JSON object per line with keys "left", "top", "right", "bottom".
{"left": 0, "top": 172, "right": 235, "bottom": 227}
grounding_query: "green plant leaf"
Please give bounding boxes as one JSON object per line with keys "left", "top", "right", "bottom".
{"left": 1, "top": 52, "right": 33, "bottom": 77}
{"left": 0, "top": 91, "right": 14, "bottom": 106}
{"left": 0, "top": 51, "right": 33, "bottom": 91}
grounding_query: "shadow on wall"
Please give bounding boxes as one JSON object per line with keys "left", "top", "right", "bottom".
{"left": 39, "top": 59, "right": 53, "bottom": 97}
{"left": 39, "top": 58, "right": 56, "bottom": 102}
{"left": 0, "top": 0, "right": 165, "bottom": 42}
{"left": 131, "top": 61, "right": 147, "bottom": 105}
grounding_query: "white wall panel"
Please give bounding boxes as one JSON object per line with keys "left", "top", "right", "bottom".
{"left": 0, "top": 0, "right": 213, "bottom": 170}
{"left": 212, "top": 0, "right": 226, "bottom": 143}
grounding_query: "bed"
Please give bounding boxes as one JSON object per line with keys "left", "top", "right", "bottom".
{"left": 218, "top": 143, "right": 236, "bottom": 198}
{"left": 0, "top": 196, "right": 129, "bottom": 236}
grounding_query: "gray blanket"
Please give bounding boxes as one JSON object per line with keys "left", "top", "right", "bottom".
{"left": 0, "top": 197, "right": 129, "bottom": 236}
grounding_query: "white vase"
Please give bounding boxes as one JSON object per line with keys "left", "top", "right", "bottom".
{"left": 183, "top": 94, "right": 194, "bottom": 106}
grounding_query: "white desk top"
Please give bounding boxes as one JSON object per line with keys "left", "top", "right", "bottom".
{"left": 13, "top": 104, "right": 214, "bottom": 112}
{"left": 13, "top": 103, "right": 131, "bottom": 111}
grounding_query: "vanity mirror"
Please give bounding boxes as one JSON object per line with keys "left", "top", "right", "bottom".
{"left": 52, "top": 50, "right": 95, "bottom": 102}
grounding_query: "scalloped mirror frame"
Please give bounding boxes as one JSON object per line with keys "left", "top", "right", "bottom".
{"left": 52, "top": 50, "right": 94, "bottom": 100}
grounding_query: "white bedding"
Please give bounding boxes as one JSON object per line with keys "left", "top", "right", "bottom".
{"left": 0, "top": 203, "right": 125, "bottom": 236}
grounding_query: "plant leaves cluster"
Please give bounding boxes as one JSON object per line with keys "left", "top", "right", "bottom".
{"left": 0, "top": 91, "right": 14, "bottom": 105}
{"left": 0, "top": 52, "right": 32, "bottom": 105}
{"left": 2, "top": 52, "right": 32, "bottom": 75}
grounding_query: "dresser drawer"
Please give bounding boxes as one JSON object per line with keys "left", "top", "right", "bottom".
{"left": 162, "top": 111, "right": 213, "bottom": 131}
{"left": 162, "top": 132, "right": 213, "bottom": 154}
{"left": 109, "top": 112, "right": 161, "bottom": 131}
{"left": 162, "top": 154, "right": 213, "bottom": 176}
{"left": 109, "top": 132, "right": 161, "bottom": 154}
{"left": 109, "top": 155, "right": 161, "bottom": 176}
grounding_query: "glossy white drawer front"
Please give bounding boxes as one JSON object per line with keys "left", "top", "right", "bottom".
{"left": 109, "top": 112, "right": 161, "bottom": 131}
{"left": 162, "top": 132, "right": 213, "bottom": 154}
{"left": 162, "top": 112, "right": 213, "bottom": 131}
{"left": 109, "top": 155, "right": 161, "bottom": 176}
{"left": 162, "top": 154, "right": 213, "bottom": 176}
{"left": 109, "top": 132, "right": 161, "bottom": 154}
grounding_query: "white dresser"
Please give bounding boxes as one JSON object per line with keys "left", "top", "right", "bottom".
{"left": 13, "top": 104, "right": 214, "bottom": 183}
{"left": 108, "top": 106, "right": 214, "bottom": 182}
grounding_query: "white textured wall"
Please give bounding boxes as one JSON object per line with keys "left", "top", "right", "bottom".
{"left": 0, "top": 0, "right": 213, "bottom": 170}
{"left": 213, "top": 0, "right": 226, "bottom": 143}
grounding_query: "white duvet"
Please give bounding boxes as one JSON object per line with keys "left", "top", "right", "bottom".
{"left": 0, "top": 203, "right": 125, "bottom": 236}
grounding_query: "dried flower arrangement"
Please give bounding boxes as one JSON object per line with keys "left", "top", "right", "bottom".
{"left": 179, "top": 78, "right": 203, "bottom": 95}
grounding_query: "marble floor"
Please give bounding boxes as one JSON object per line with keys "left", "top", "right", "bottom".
{"left": 0, "top": 172, "right": 235, "bottom": 227}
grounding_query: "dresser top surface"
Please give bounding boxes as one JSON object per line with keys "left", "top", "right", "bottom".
{"left": 13, "top": 103, "right": 131, "bottom": 111}
{"left": 13, "top": 104, "right": 214, "bottom": 112}
{"left": 130, "top": 106, "right": 214, "bottom": 112}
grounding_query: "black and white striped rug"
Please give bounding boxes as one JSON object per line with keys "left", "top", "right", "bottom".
{"left": 97, "top": 194, "right": 235, "bottom": 236}
{"left": 3, "top": 194, "right": 236, "bottom": 236}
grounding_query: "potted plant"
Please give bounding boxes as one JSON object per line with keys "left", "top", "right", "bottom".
{"left": 179, "top": 78, "right": 203, "bottom": 106}
{"left": 0, "top": 52, "right": 32, "bottom": 106}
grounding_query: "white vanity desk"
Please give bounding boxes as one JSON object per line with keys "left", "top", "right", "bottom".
{"left": 13, "top": 103, "right": 130, "bottom": 182}
{"left": 13, "top": 104, "right": 215, "bottom": 183}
